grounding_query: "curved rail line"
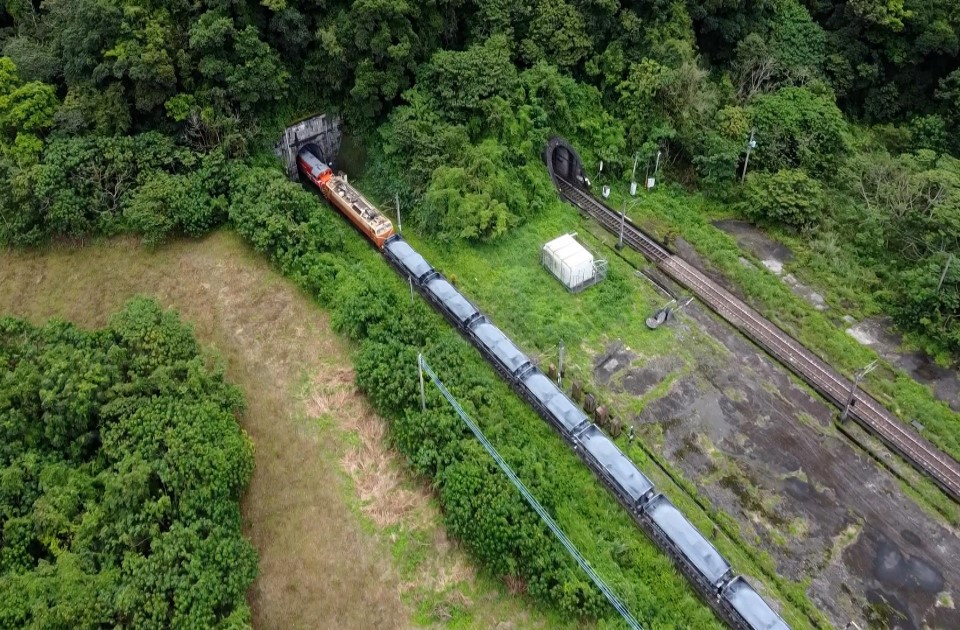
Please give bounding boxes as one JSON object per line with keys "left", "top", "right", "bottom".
{"left": 556, "top": 178, "right": 960, "bottom": 503}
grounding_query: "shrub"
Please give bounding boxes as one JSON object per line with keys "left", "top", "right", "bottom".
{"left": 742, "top": 168, "right": 825, "bottom": 230}
{"left": 0, "top": 298, "right": 256, "bottom": 627}
{"left": 749, "top": 86, "right": 849, "bottom": 175}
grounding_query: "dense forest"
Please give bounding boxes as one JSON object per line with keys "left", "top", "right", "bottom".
{"left": 0, "top": 0, "right": 955, "bottom": 355}
{"left": 0, "top": 1, "right": 956, "bottom": 625}
{"left": 0, "top": 298, "right": 256, "bottom": 626}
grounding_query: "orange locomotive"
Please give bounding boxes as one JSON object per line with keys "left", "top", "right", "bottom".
{"left": 297, "top": 148, "right": 395, "bottom": 249}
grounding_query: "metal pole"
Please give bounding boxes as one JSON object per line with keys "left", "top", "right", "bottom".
{"left": 558, "top": 339, "right": 565, "bottom": 386}
{"left": 840, "top": 360, "right": 878, "bottom": 422}
{"left": 418, "top": 353, "right": 426, "bottom": 411}
{"left": 654, "top": 150, "right": 662, "bottom": 179}
{"left": 741, "top": 128, "right": 756, "bottom": 184}
{"left": 409, "top": 276, "right": 415, "bottom": 304}
{"left": 395, "top": 192, "right": 401, "bottom": 234}
{"left": 840, "top": 377, "right": 858, "bottom": 423}
{"left": 618, "top": 199, "right": 626, "bottom": 250}
{"left": 937, "top": 253, "right": 954, "bottom": 292}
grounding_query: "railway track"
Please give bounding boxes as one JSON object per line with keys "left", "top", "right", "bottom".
{"left": 557, "top": 178, "right": 960, "bottom": 503}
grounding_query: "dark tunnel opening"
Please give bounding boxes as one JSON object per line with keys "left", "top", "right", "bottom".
{"left": 544, "top": 137, "right": 588, "bottom": 191}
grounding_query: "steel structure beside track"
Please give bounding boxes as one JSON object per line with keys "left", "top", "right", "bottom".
{"left": 555, "top": 177, "right": 960, "bottom": 503}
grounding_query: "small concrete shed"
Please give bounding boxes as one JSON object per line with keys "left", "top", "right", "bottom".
{"left": 541, "top": 233, "right": 607, "bottom": 292}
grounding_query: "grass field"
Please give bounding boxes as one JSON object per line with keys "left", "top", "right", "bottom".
{"left": 0, "top": 231, "right": 560, "bottom": 629}
{"left": 345, "top": 173, "right": 826, "bottom": 627}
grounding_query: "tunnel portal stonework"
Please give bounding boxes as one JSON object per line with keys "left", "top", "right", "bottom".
{"left": 275, "top": 114, "right": 341, "bottom": 179}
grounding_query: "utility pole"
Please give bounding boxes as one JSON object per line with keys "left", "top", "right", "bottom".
{"left": 630, "top": 152, "right": 639, "bottom": 196}
{"left": 645, "top": 150, "right": 662, "bottom": 190}
{"left": 395, "top": 192, "right": 401, "bottom": 234}
{"left": 618, "top": 199, "right": 627, "bottom": 250}
{"left": 741, "top": 128, "right": 757, "bottom": 184}
{"left": 840, "top": 360, "right": 878, "bottom": 423}
{"left": 558, "top": 339, "right": 565, "bottom": 386}
{"left": 618, "top": 199, "right": 639, "bottom": 250}
{"left": 937, "top": 253, "right": 954, "bottom": 292}
{"left": 409, "top": 276, "right": 415, "bottom": 304}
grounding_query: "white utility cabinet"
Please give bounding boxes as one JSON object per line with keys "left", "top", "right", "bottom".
{"left": 541, "top": 233, "right": 607, "bottom": 292}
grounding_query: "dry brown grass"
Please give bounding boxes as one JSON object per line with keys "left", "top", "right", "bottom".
{"left": 308, "top": 370, "right": 429, "bottom": 530}
{"left": 0, "top": 232, "right": 557, "bottom": 630}
{"left": 1, "top": 234, "right": 412, "bottom": 628}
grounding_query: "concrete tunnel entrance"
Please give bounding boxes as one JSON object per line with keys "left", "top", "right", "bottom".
{"left": 543, "top": 136, "right": 588, "bottom": 190}
{"left": 275, "top": 114, "right": 342, "bottom": 180}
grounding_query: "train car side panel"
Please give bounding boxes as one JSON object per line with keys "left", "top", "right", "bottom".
{"left": 578, "top": 425, "right": 655, "bottom": 507}
{"left": 521, "top": 372, "right": 590, "bottom": 435}
{"left": 384, "top": 237, "right": 434, "bottom": 281}
{"left": 423, "top": 278, "right": 480, "bottom": 325}
{"left": 722, "top": 577, "right": 789, "bottom": 630}
{"left": 645, "top": 494, "right": 732, "bottom": 589}
{"left": 471, "top": 322, "right": 531, "bottom": 376}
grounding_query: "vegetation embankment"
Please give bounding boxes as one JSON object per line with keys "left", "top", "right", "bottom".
{"left": 0, "top": 232, "right": 566, "bottom": 629}
{"left": 0, "top": 297, "right": 256, "bottom": 627}
{"left": 0, "top": 0, "right": 956, "bottom": 625}
{"left": 228, "top": 170, "right": 824, "bottom": 628}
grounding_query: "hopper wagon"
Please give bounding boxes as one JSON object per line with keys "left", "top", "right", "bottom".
{"left": 296, "top": 146, "right": 790, "bottom": 630}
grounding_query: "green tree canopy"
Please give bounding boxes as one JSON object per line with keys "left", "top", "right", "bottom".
{"left": 749, "top": 86, "right": 849, "bottom": 174}
{"left": 0, "top": 298, "right": 256, "bottom": 628}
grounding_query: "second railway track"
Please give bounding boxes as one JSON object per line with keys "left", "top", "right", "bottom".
{"left": 556, "top": 177, "right": 960, "bottom": 503}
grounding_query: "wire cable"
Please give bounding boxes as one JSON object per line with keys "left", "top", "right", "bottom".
{"left": 419, "top": 354, "right": 643, "bottom": 630}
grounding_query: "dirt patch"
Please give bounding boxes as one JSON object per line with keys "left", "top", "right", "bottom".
{"left": 782, "top": 273, "right": 827, "bottom": 311}
{"left": 0, "top": 232, "right": 547, "bottom": 629}
{"left": 594, "top": 341, "right": 638, "bottom": 385}
{"left": 712, "top": 219, "right": 794, "bottom": 270}
{"left": 595, "top": 294, "right": 960, "bottom": 629}
{"left": 847, "top": 316, "right": 960, "bottom": 413}
{"left": 712, "top": 219, "right": 830, "bottom": 311}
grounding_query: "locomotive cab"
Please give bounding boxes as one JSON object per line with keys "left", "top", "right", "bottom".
{"left": 297, "top": 148, "right": 333, "bottom": 187}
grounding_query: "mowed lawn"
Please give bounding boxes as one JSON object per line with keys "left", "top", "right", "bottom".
{"left": 0, "top": 231, "right": 555, "bottom": 629}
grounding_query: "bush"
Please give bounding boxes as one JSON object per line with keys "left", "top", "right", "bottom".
{"left": 228, "top": 164, "right": 345, "bottom": 271}
{"left": 749, "top": 86, "right": 849, "bottom": 175}
{"left": 742, "top": 168, "right": 825, "bottom": 230}
{"left": 0, "top": 298, "right": 256, "bottom": 628}
{"left": 123, "top": 170, "right": 225, "bottom": 246}
{"left": 890, "top": 255, "right": 960, "bottom": 355}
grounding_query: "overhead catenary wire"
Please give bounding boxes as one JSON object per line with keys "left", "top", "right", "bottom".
{"left": 418, "top": 354, "right": 643, "bottom": 630}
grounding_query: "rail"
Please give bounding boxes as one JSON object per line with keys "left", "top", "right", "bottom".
{"left": 556, "top": 178, "right": 960, "bottom": 503}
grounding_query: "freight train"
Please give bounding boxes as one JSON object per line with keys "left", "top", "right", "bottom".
{"left": 297, "top": 147, "right": 790, "bottom": 630}
{"left": 297, "top": 149, "right": 395, "bottom": 247}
